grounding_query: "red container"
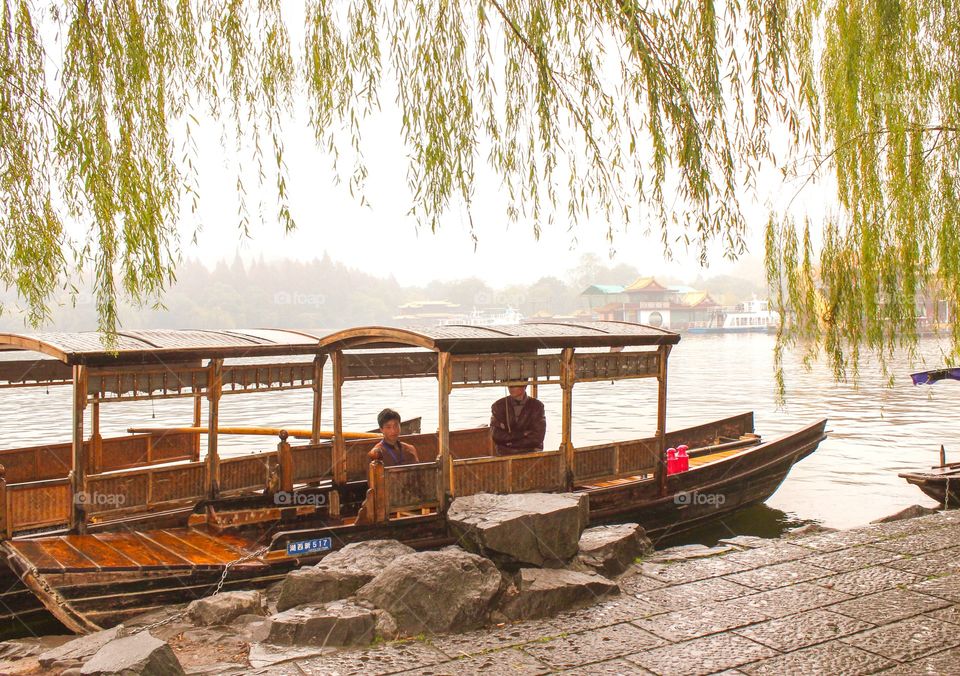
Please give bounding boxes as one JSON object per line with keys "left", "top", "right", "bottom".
{"left": 666, "top": 447, "right": 678, "bottom": 475}
{"left": 677, "top": 445, "right": 689, "bottom": 472}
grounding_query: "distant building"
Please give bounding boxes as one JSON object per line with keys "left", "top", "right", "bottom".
{"left": 393, "top": 300, "right": 465, "bottom": 327}
{"left": 581, "top": 277, "right": 719, "bottom": 329}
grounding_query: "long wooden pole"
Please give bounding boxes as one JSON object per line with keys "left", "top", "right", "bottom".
{"left": 207, "top": 359, "right": 223, "bottom": 499}
{"left": 71, "top": 365, "right": 88, "bottom": 534}
{"left": 560, "top": 348, "right": 575, "bottom": 491}
{"left": 311, "top": 354, "right": 327, "bottom": 445}
{"left": 126, "top": 425, "right": 380, "bottom": 440}
{"left": 437, "top": 351, "right": 452, "bottom": 510}
{"left": 655, "top": 344, "right": 671, "bottom": 497}
{"left": 330, "top": 350, "right": 345, "bottom": 518}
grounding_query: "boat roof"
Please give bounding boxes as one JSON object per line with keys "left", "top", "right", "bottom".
{"left": 317, "top": 321, "right": 679, "bottom": 353}
{"left": 0, "top": 329, "right": 325, "bottom": 366}
{"left": 0, "top": 321, "right": 679, "bottom": 366}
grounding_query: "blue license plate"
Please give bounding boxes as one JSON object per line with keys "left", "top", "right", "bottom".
{"left": 286, "top": 537, "right": 333, "bottom": 556}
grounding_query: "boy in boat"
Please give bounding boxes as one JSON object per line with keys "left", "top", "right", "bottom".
{"left": 490, "top": 381, "right": 546, "bottom": 455}
{"left": 374, "top": 408, "right": 420, "bottom": 466}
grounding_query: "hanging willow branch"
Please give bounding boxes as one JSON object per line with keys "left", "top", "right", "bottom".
{"left": 2, "top": 0, "right": 958, "bottom": 394}
{"left": 767, "top": 0, "right": 960, "bottom": 396}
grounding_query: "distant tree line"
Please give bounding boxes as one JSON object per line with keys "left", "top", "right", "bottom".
{"left": 0, "top": 254, "right": 765, "bottom": 333}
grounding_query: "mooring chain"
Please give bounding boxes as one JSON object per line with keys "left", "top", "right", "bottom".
{"left": 133, "top": 543, "right": 272, "bottom": 635}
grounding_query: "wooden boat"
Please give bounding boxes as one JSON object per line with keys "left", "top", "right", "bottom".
{"left": 0, "top": 323, "right": 826, "bottom": 637}
{"left": 898, "top": 368, "right": 960, "bottom": 507}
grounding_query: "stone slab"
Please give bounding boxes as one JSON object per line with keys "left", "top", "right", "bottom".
{"left": 733, "top": 609, "right": 874, "bottom": 652}
{"left": 628, "top": 633, "right": 777, "bottom": 676}
{"left": 812, "top": 565, "right": 924, "bottom": 595}
{"left": 839, "top": 615, "right": 960, "bottom": 661}
{"left": 828, "top": 588, "right": 950, "bottom": 625}
{"left": 521, "top": 623, "right": 666, "bottom": 669}
{"left": 633, "top": 597, "right": 768, "bottom": 641}
{"left": 722, "top": 560, "right": 832, "bottom": 591}
{"left": 738, "top": 640, "right": 893, "bottom": 675}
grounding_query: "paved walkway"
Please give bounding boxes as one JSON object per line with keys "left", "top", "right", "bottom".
{"left": 265, "top": 509, "right": 960, "bottom": 675}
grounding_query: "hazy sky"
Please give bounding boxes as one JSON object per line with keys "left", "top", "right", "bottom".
{"left": 180, "top": 7, "right": 835, "bottom": 289}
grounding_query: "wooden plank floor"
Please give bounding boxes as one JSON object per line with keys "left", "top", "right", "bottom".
{"left": 8, "top": 528, "right": 267, "bottom": 574}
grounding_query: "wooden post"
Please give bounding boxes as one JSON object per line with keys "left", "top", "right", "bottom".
{"left": 560, "top": 348, "right": 575, "bottom": 490}
{"left": 530, "top": 380, "right": 538, "bottom": 400}
{"left": 206, "top": 359, "right": 223, "bottom": 500}
{"left": 356, "top": 447, "right": 386, "bottom": 525}
{"left": 90, "top": 399, "right": 102, "bottom": 474}
{"left": 330, "top": 351, "right": 345, "bottom": 518}
{"left": 311, "top": 354, "right": 327, "bottom": 445}
{"left": 655, "top": 344, "right": 671, "bottom": 497}
{"left": 192, "top": 394, "right": 203, "bottom": 460}
{"left": 437, "top": 351, "right": 453, "bottom": 509}
{"left": 277, "top": 430, "right": 294, "bottom": 521}
{"left": 940, "top": 444, "right": 947, "bottom": 468}
{"left": 71, "top": 365, "right": 88, "bottom": 534}
{"left": 0, "top": 463, "right": 8, "bottom": 540}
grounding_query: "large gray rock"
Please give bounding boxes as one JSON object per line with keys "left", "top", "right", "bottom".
{"left": 39, "top": 625, "right": 125, "bottom": 669}
{"left": 186, "top": 590, "right": 266, "bottom": 626}
{"left": 872, "top": 504, "right": 940, "bottom": 523}
{"left": 576, "top": 523, "right": 652, "bottom": 576}
{"left": 499, "top": 568, "right": 620, "bottom": 620}
{"left": 276, "top": 539, "right": 415, "bottom": 611}
{"left": 80, "top": 632, "right": 184, "bottom": 676}
{"left": 263, "top": 600, "right": 376, "bottom": 647}
{"left": 447, "top": 492, "right": 589, "bottom": 567}
{"left": 357, "top": 548, "right": 503, "bottom": 634}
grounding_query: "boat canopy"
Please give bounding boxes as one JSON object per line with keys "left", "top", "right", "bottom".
{"left": 315, "top": 321, "right": 678, "bottom": 353}
{"left": 911, "top": 367, "right": 960, "bottom": 385}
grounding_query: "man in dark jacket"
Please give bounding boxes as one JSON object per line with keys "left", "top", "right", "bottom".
{"left": 490, "top": 382, "right": 546, "bottom": 455}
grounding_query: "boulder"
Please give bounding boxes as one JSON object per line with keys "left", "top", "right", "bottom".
{"left": 39, "top": 625, "right": 125, "bottom": 669}
{"left": 186, "top": 590, "right": 265, "bottom": 626}
{"left": 276, "top": 539, "right": 415, "bottom": 611}
{"left": 79, "top": 632, "right": 184, "bottom": 676}
{"left": 447, "top": 492, "right": 589, "bottom": 567}
{"left": 499, "top": 568, "right": 620, "bottom": 620}
{"left": 872, "top": 504, "right": 940, "bottom": 523}
{"left": 357, "top": 548, "right": 503, "bottom": 634}
{"left": 576, "top": 523, "right": 652, "bottom": 576}
{"left": 262, "top": 599, "right": 376, "bottom": 647}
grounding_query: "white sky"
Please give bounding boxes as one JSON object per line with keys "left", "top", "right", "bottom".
{"left": 177, "top": 6, "right": 835, "bottom": 288}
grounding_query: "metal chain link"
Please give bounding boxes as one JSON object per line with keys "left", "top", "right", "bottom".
{"left": 133, "top": 542, "right": 272, "bottom": 635}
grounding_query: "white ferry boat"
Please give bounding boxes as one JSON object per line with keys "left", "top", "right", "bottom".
{"left": 687, "top": 299, "right": 780, "bottom": 334}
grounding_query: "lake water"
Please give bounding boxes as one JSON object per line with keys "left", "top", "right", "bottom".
{"left": 1, "top": 334, "right": 954, "bottom": 539}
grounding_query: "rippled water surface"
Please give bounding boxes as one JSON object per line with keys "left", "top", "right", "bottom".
{"left": 2, "top": 334, "right": 954, "bottom": 534}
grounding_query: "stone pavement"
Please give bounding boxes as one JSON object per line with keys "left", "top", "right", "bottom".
{"left": 265, "top": 509, "right": 960, "bottom": 675}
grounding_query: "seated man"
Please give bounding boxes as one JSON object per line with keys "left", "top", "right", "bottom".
{"left": 490, "top": 381, "right": 546, "bottom": 455}
{"left": 373, "top": 408, "right": 420, "bottom": 466}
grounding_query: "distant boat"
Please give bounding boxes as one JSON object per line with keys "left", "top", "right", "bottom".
{"left": 687, "top": 299, "right": 780, "bottom": 334}
{"left": 439, "top": 306, "right": 524, "bottom": 327}
{"left": 899, "top": 368, "right": 960, "bottom": 508}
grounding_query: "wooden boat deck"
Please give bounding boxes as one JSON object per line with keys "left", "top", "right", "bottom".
{"left": 6, "top": 527, "right": 270, "bottom": 574}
